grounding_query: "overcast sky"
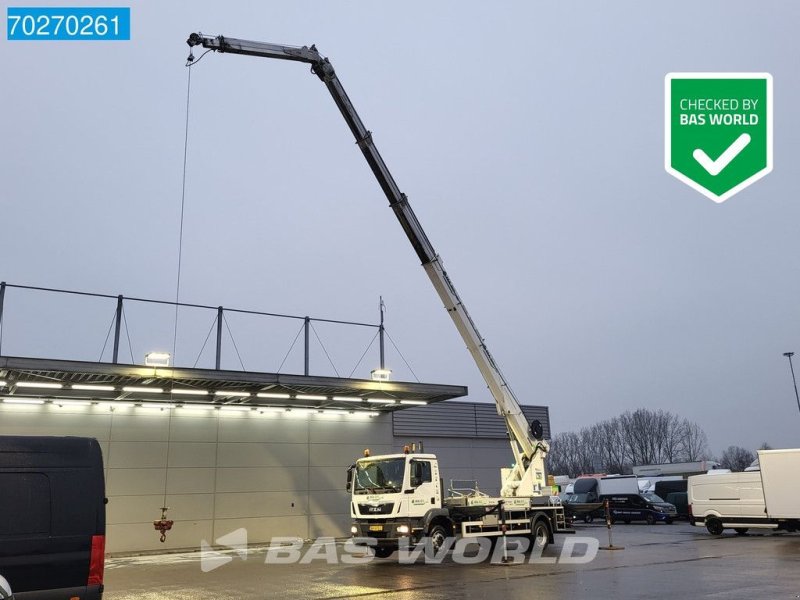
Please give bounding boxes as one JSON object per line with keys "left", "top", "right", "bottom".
{"left": 2, "top": 1, "right": 799, "bottom": 456}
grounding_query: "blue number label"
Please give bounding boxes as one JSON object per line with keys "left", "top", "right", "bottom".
{"left": 7, "top": 7, "right": 130, "bottom": 41}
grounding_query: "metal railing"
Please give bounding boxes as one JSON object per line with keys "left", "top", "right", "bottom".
{"left": 0, "top": 281, "right": 387, "bottom": 376}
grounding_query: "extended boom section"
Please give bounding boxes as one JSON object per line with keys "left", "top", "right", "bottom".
{"left": 187, "top": 33, "right": 548, "bottom": 497}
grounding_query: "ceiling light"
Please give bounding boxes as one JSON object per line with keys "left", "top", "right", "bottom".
{"left": 16, "top": 381, "right": 63, "bottom": 389}
{"left": 367, "top": 398, "right": 395, "bottom": 404}
{"left": 400, "top": 400, "right": 428, "bottom": 405}
{"left": 0, "top": 381, "right": 7, "bottom": 387}
{"left": 2, "top": 398, "right": 45, "bottom": 405}
{"left": 123, "top": 386, "right": 163, "bottom": 394}
{"left": 257, "top": 392, "right": 291, "bottom": 399}
{"left": 180, "top": 404, "right": 216, "bottom": 411}
{"left": 332, "top": 396, "right": 363, "bottom": 402}
{"left": 55, "top": 400, "right": 91, "bottom": 407}
{"left": 71, "top": 384, "right": 116, "bottom": 392}
{"left": 99, "top": 402, "right": 134, "bottom": 409}
{"left": 144, "top": 352, "right": 171, "bottom": 367}
{"left": 138, "top": 403, "right": 175, "bottom": 410}
{"left": 220, "top": 405, "right": 252, "bottom": 412}
{"left": 170, "top": 388, "right": 209, "bottom": 396}
{"left": 214, "top": 391, "right": 250, "bottom": 397}
{"left": 296, "top": 394, "right": 326, "bottom": 401}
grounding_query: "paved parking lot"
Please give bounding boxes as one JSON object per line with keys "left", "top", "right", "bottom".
{"left": 105, "top": 522, "right": 800, "bottom": 599}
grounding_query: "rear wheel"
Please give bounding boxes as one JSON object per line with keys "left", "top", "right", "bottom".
{"left": 583, "top": 514, "right": 594, "bottom": 523}
{"left": 530, "top": 519, "right": 550, "bottom": 552}
{"left": 734, "top": 528, "right": 749, "bottom": 536}
{"left": 706, "top": 518, "right": 724, "bottom": 536}
{"left": 373, "top": 546, "right": 394, "bottom": 558}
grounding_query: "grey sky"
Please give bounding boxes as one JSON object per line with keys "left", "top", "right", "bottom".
{"left": 2, "top": 1, "right": 799, "bottom": 457}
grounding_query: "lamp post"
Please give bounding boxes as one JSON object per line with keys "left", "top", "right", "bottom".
{"left": 783, "top": 352, "right": 800, "bottom": 417}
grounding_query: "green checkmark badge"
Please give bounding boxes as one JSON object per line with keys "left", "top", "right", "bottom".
{"left": 665, "top": 73, "right": 772, "bottom": 203}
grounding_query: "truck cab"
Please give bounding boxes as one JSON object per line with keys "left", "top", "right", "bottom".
{"left": 348, "top": 453, "right": 445, "bottom": 555}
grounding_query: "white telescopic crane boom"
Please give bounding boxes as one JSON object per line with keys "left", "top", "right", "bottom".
{"left": 187, "top": 33, "right": 549, "bottom": 496}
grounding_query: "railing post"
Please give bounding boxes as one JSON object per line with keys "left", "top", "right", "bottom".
{"left": 304, "top": 316, "right": 310, "bottom": 376}
{"left": 112, "top": 295, "right": 123, "bottom": 364}
{"left": 215, "top": 306, "right": 223, "bottom": 370}
{"left": 0, "top": 282, "right": 6, "bottom": 356}
{"left": 378, "top": 296, "right": 385, "bottom": 370}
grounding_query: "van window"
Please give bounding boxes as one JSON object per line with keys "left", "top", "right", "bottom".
{"left": 0, "top": 473, "right": 51, "bottom": 536}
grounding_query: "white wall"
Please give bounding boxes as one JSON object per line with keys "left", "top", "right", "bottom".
{"left": 0, "top": 402, "right": 391, "bottom": 553}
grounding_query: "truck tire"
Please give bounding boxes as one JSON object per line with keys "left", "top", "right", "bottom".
{"left": 734, "top": 528, "right": 749, "bottom": 536}
{"left": 530, "top": 519, "right": 550, "bottom": 552}
{"left": 428, "top": 524, "right": 448, "bottom": 555}
{"left": 374, "top": 546, "right": 394, "bottom": 558}
{"left": 706, "top": 518, "right": 724, "bottom": 536}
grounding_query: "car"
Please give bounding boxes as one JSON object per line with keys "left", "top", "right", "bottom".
{"left": 665, "top": 491, "right": 689, "bottom": 519}
{"left": 0, "top": 436, "right": 106, "bottom": 599}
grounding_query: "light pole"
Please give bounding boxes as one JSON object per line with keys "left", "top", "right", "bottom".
{"left": 783, "top": 352, "right": 800, "bottom": 417}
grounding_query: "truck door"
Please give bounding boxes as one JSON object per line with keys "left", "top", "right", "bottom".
{"left": 407, "top": 459, "right": 437, "bottom": 518}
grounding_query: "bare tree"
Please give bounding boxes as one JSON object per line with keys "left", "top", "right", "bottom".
{"left": 680, "top": 420, "right": 709, "bottom": 461}
{"left": 719, "top": 446, "right": 755, "bottom": 471}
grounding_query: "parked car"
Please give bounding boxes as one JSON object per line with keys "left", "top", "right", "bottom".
{"left": 604, "top": 492, "right": 677, "bottom": 524}
{"left": 0, "top": 436, "right": 106, "bottom": 599}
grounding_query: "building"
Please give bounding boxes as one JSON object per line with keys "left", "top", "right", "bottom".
{"left": 0, "top": 356, "right": 549, "bottom": 553}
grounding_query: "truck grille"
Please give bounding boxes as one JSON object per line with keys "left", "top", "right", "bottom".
{"left": 358, "top": 503, "right": 395, "bottom": 515}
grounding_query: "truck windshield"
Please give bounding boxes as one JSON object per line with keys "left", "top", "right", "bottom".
{"left": 642, "top": 492, "right": 665, "bottom": 503}
{"left": 354, "top": 458, "right": 405, "bottom": 494}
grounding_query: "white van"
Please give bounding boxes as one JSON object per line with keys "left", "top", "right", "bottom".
{"left": 688, "top": 472, "right": 768, "bottom": 535}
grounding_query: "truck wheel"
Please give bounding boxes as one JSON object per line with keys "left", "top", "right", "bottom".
{"left": 428, "top": 524, "right": 448, "bottom": 555}
{"left": 583, "top": 514, "right": 594, "bottom": 523}
{"left": 374, "top": 546, "right": 394, "bottom": 558}
{"left": 530, "top": 519, "right": 550, "bottom": 552}
{"left": 706, "top": 518, "right": 724, "bottom": 536}
{"left": 734, "top": 528, "right": 749, "bottom": 536}
{"left": 645, "top": 513, "right": 655, "bottom": 525}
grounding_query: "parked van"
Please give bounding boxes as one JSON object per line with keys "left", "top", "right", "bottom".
{"left": 688, "top": 471, "right": 768, "bottom": 534}
{"left": 0, "top": 436, "right": 106, "bottom": 599}
{"left": 605, "top": 492, "right": 677, "bottom": 525}
{"left": 689, "top": 449, "right": 800, "bottom": 535}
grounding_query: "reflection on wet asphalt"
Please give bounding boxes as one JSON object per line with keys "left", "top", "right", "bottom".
{"left": 104, "top": 523, "right": 800, "bottom": 599}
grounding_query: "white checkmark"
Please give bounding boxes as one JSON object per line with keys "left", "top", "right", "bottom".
{"left": 692, "top": 133, "right": 751, "bottom": 176}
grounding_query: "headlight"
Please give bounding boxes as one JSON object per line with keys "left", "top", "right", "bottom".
{"left": 397, "top": 525, "right": 409, "bottom": 534}
{"left": 351, "top": 525, "right": 358, "bottom": 534}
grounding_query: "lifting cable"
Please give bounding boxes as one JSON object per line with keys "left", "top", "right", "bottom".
{"left": 153, "top": 60, "right": 195, "bottom": 544}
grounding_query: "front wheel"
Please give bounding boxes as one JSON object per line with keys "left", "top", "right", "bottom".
{"left": 665, "top": 518, "right": 674, "bottom": 525}
{"left": 583, "top": 514, "right": 594, "bottom": 524}
{"left": 373, "top": 546, "right": 394, "bottom": 558}
{"left": 645, "top": 513, "right": 656, "bottom": 525}
{"left": 427, "top": 524, "right": 449, "bottom": 556}
{"left": 706, "top": 518, "right": 724, "bottom": 536}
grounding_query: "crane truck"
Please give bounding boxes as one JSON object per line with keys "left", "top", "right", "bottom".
{"left": 186, "top": 33, "right": 573, "bottom": 558}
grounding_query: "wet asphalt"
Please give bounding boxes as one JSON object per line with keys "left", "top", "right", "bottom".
{"left": 104, "top": 522, "right": 800, "bottom": 599}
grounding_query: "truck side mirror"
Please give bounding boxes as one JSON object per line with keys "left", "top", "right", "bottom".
{"left": 530, "top": 419, "right": 544, "bottom": 441}
{"left": 346, "top": 464, "right": 354, "bottom": 491}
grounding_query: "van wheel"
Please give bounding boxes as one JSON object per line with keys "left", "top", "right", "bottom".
{"left": 734, "top": 528, "right": 749, "bottom": 536}
{"left": 623, "top": 519, "right": 631, "bottom": 524}
{"left": 374, "top": 547, "right": 394, "bottom": 558}
{"left": 530, "top": 519, "right": 550, "bottom": 552}
{"left": 665, "top": 518, "right": 673, "bottom": 525}
{"left": 583, "top": 514, "right": 594, "bottom": 523}
{"left": 646, "top": 513, "right": 656, "bottom": 525}
{"left": 706, "top": 519, "right": 724, "bottom": 536}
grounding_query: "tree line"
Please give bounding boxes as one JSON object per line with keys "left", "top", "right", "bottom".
{"left": 546, "top": 408, "right": 769, "bottom": 477}
{"left": 546, "top": 408, "right": 709, "bottom": 477}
